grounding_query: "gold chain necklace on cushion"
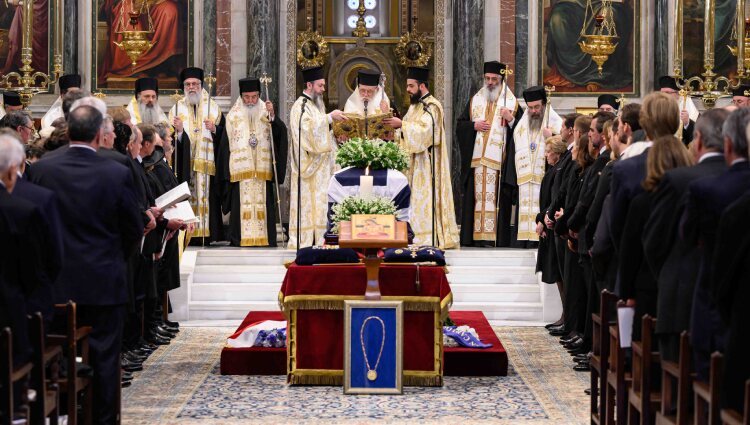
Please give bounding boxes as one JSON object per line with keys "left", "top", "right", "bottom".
{"left": 359, "top": 316, "right": 386, "bottom": 381}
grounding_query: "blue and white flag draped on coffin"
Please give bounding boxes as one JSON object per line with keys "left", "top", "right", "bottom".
{"left": 326, "top": 167, "right": 412, "bottom": 234}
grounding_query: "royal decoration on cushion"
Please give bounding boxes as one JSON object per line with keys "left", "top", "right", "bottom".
{"left": 330, "top": 196, "right": 398, "bottom": 234}
{"left": 382, "top": 245, "right": 446, "bottom": 266}
{"left": 295, "top": 245, "right": 361, "bottom": 265}
{"left": 443, "top": 325, "right": 493, "bottom": 349}
{"left": 335, "top": 137, "right": 408, "bottom": 172}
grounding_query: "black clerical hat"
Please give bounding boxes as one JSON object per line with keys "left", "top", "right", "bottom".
{"left": 407, "top": 67, "right": 429, "bottom": 82}
{"left": 597, "top": 94, "right": 619, "bottom": 110}
{"left": 3, "top": 91, "right": 21, "bottom": 107}
{"left": 58, "top": 74, "right": 81, "bottom": 91}
{"left": 301, "top": 66, "right": 324, "bottom": 83}
{"left": 732, "top": 84, "right": 750, "bottom": 97}
{"left": 180, "top": 67, "right": 204, "bottom": 85}
{"left": 134, "top": 77, "right": 159, "bottom": 96}
{"left": 357, "top": 69, "right": 380, "bottom": 86}
{"left": 658, "top": 76, "right": 681, "bottom": 91}
{"left": 523, "top": 86, "right": 546, "bottom": 103}
{"left": 483, "top": 61, "right": 506, "bottom": 76}
{"left": 239, "top": 78, "right": 261, "bottom": 93}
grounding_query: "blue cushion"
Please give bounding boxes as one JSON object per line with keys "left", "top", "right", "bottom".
{"left": 295, "top": 246, "right": 360, "bottom": 266}
{"left": 382, "top": 245, "right": 446, "bottom": 266}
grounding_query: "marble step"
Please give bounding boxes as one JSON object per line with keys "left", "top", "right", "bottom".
{"left": 192, "top": 265, "right": 287, "bottom": 283}
{"left": 446, "top": 266, "right": 539, "bottom": 285}
{"left": 450, "top": 283, "right": 540, "bottom": 303}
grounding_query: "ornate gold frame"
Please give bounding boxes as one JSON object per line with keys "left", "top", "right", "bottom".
{"left": 394, "top": 27, "right": 432, "bottom": 68}
{"left": 297, "top": 27, "right": 329, "bottom": 69}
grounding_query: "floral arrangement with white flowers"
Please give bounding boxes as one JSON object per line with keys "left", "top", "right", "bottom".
{"left": 335, "top": 137, "right": 408, "bottom": 171}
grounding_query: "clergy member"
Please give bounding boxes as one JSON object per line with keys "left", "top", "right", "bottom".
{"left": 658, "top": 75, "right": 698, "bottom": 145}
{"left": 168, "top": 67, "right": 225, "bottom": 243}
{"left": 513, "top": 86, "right": 563, "bottom": 242}
{"left": 385, "top": 66, "right": 459, "bottom": 249}
{"left": 288, "top": 66, "right": 346, "bottom": 249}
{"left": 0, "top": 91, "right": 23, "bottom": 119}
{"left": 41, "top": 74, "right": 81, "bottom": 131}
{"left": 731, "top": 84, "right": 750, "bottom": 107}
{"left": 456, "top": 61, "right": 521, "bottom": 247}
{"left": 597, "top": 94, "right": 619, "bottom": 113}
{"left": 221, "top": 77, "right": 288, "bottom": 247}
{"left": 344, "top": 69, "right": 390, "bottom": 116}
{"left": 128, "top": 77, "right": 169, "bottom": 125}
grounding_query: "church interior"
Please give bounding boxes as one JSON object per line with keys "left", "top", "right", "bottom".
{"left": 1, "top": 0, "right": 750, "bottom": 424}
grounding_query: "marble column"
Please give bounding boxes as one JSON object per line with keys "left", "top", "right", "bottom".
{"left": 63, "top": 0, "right": 77, "bottom": 74}
{"left": 654, "top": 0, "right": 669, "bottom": 88}
{"left": 203, "top": 0, "right": 217, "bottom": 77}
{"left": 514, "top": 0, "right": 529, "bottom": 94}
{"left": 451, "top": 0, "right": 484, "bottom": 222}
{"left": 499, "top": 0, "right": 516, "bottom": 90}
{"left": 247, "top": 0, "right": 280, "bottom": 102}
{"left": 216, "top": 0, "right": 232, "bottom": 96}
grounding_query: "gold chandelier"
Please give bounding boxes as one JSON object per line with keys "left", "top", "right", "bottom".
{"left": 728, "top": 14, "right": 750, "bottom": 71}
{"left": 578, "top": 0, "right": 618, "bottom": 75}
{"left": 673, "top": 0, "right": 746, "bottom": 108}
{"left": 113, "top": 0, "right": 155, "bottom": 67}
{"left": 0, "top": 0, "right": 64, "bottom": 108}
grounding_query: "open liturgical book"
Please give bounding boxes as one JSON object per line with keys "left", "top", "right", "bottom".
{"left": 333, "top": 112, "right": 395, "bottom": 141}
{"left": 155, "top": 181, "right": 191, "bottom": 209}
{"left": 163, "top": 201, "right": 200, "bottom": 224}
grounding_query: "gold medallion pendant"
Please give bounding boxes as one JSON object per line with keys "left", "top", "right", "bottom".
{"left": 360, "top": 316, "right": 386, "bottom": 383}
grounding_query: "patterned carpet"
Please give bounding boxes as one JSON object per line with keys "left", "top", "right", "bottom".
{"left": 122, "top": 326, "right": 589, "bottom": 424}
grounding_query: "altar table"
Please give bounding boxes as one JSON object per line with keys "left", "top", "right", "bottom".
{"left": 279, "top": 263, "right": 452, "bottom": 386}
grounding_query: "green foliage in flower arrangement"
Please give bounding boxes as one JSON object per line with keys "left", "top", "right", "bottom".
{"left": 329, "top": 195, "right": 398, "bottom": 234}
{"left": 335, "top": 137, "right": 408, "bottom": 171}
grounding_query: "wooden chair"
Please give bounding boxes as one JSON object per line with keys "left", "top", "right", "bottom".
{"left": 28, "top": 313, "right": 63, "bottom": 425}
{"left": 592, "top": 290, "right": 618, "bottom": 425}
{"left": 721, "top": 380, "right": 750, "bottom": 425}
{"left": 694, "top": 352, "right": 723, "bottom": 425}
{"left": 628, "top": 315, "right": 661, "bottom": 425}
{"left": 656, "top": 332, "right": 693, "bottom": 425}
{"left": 47, "top": 302, "right": 93, "bottom": 425}
{"left": 606, "top": 300, "right": 632, "bottom": 425}
{"left": 0, "top": 327, "right": 33, "bottom": 425}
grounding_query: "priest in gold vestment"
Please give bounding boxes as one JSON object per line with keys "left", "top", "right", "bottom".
{"left": 220, "top": 78, "right": 287, "bottom": 247}
{"left": 512, "top": 86, "right": 563, "bottom": 243}
{"left": 168, "top": 67, "right": 225, "bottom": 243}
{"left": 385, "top": 67, "right": 459, "bottom": 249}
{"left": 288, "top": 66, "right": 346, "bottom": 249}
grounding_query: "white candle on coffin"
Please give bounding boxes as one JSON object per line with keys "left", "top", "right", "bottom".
{"left": 360, "top": 166, "right": 373, "bottom": 198}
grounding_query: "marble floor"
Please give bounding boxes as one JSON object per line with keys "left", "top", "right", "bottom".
{"left": 122, "top": 325, "right": 588, "bottom": 424}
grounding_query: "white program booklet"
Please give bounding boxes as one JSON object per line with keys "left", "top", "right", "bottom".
{"left": 617, "top": 306, "right": 635, "bottom": 348}
{"left": 163, "top": 201, "right": 200, "bottom": 224}
{"left": 155, "top": 181, "right": 191, "bottom": 209}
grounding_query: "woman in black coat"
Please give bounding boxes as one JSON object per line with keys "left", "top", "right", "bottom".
{"left": 536, "top": 136, "right": 568, "bottom": 325}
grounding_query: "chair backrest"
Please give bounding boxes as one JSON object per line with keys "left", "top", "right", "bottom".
{"left": 0, "top": 327, "right": 33, "bottom": 425}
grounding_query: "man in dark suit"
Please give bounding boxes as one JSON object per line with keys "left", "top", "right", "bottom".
{"left": 30, "top": 105, "right": 144, "bottom": 424}
{"left": 713, "top": 192, "right": 750, "bottom": 414}
{"left": 566, "top": 111, "right": 615, "bottom": 367}
{"left": 13, "top": 162, "right": 64, "bottom": 326}
{"left": 642, "top": 108, "right": 729, "bottom": 366}
{"left": 0, "top": 134, "right": 46, "bottom": 413}
{"left": 543, "top": 114, "right": 581, "bottom": 337}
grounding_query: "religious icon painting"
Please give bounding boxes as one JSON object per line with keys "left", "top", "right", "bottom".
{"left": 344, "top": 300, "right": 403, "bottom": 395}
{"left": 538, "top": 0, "right": 640, "bottom": 96}
{"left": 92, "top": 0, "right": 194, "bottom": 94}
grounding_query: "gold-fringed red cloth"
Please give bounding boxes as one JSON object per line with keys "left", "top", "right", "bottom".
{"left": 279, "top": 263, "right": 453, "bottom": 386}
